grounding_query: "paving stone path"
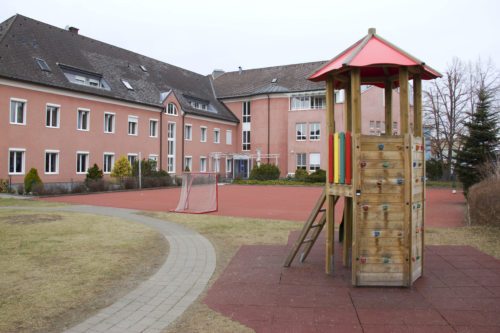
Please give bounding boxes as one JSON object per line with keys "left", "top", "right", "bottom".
{"left": 2, "top": 204, "right": 216, "bottom": 333}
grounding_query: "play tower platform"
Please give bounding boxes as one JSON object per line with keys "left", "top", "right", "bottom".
{"left": 285, "top": 28, "right": 441, "bottom": 287}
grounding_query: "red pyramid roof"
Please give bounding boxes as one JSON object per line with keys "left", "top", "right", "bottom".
{"left": 309, "top": 28, "right": 441, "bottom": 86}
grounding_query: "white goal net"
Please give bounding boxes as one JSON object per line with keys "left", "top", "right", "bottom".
{"left": 173, "top": 173, "right": 218, "bottom": 214}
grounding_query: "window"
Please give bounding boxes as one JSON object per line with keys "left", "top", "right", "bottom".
{"left": 167, "top": 122, "right": 176, "bottom": 173}
{"left": 184, "top": 124, "right": 192, "bottom": 140}
{"left": 8, "top": 149, "right": 25, "bottom": 174}
{"left": 184, "top": 156, "right": 192, "bottom": 171}
{"left": 311, "top": 96, "right": 325, "bottom": 109}
{"left": 128, "top": 116, "right": 138, "bottom": 135}
{"left": 122, "top": 80, "right": 134, "bottom": 90}
{"left": 77, "top": 109, "right": 90, "bottom": 130}
{"left": 212, "top": 157, "right": 220, "bottom": 173}
{"left": 226, "top": 130, "right": 232, "bottom": 145}
{"left": 226, "top": 158, "right": 232, "bottom": 173}
{"left": 149, "top": 155, "right": 159, "bottom": 171}
{"left": 189, "top": 100, "right": 208, "bottom": 110}
{"left": 296, "top": 153, "right": 306, "bottom": 170}
{"left": 309, "top": 123, "right": 320, "bottom": 141}
{"left": 59, "top": 64, "right": 110, "bottom": 90}
{"left": 200, "top": 126, "right": 207, "bottom": 142}
{"left": 88, "top": 79, "right": 99, "bottom": 87}
{"left": 104, "top": 113, "right": 115, "bottom": 133}
{"left": 35, "top": 58, "right": 51, "bottom": 72}
{"left": 10, "top": 99, "right": 26, "bottom": 125}
{"left": 369, "top": 120, "right": 375, "bottom": 135}
{"left": 375, "top": 121, "right": 381, "bottom": 135}
{"left": 296, "top": 123, "right": 306, "bottom": 141}
{"left": 242, "top": 130, "right": 251, "bottom": 151}
{"left": 149, "top": 119, "right": 158, "bottom": 137}
{"left": 76, "top": 152, "right": 89, "bottom": 174}
{"left": 75, "top": 75, "right": 86, "bottom": 84}
{"left": 46, "top": 104, "right": 59, "bottom": 128}
{"left": 334, "top": 90, "right": 345, "bottom": 104}
{"left": 309, "top": 153, "right": 320, "bottom": 171}
{"left": 45, "top": 150, "right": 59, "bottom": 174}
{"left": 214, "top": 128, "right": 220, "bottom": 143}
{"left": 243, "top": 101, "right": 251, "bottom": 123}
{"left": 167, "top": 103, "right": 178, "bottom": 115}
{"left": 128, "top": 154, "right": 138, "bottom": 166}
{"left": 103, "top": 153, "right": 114, "bottom": 174}
{"left": 140, "top": 65, "right": 147, "bottom": 72}
{"left": 393, "top": 121, "right": 398, "bottom": 135}
{"left": 200, "top": 156, "right": 207, "bottom": 172}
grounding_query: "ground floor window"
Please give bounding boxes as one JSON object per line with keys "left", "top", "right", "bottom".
{"left": 226, "top": 158, "right": 232, "bottom": 173}
{"left": 212, "top": 157, "right": 220, "bottom": 173}
{"left": 184, "top": 156, "right": 192, "bottom": 172}
{"left": 296, "top": 153, "right": 306, "bottom": 170}
{"left": 9, "top": 149, "right": 25, "bottom": 174}
{"left": 200, "top": 157, "right": 207, "bottom": 172}
{"left": 128, "top": 154, "right": 138, "bottom": 166}
{"left": 103, "top": 153, "right": 115, "bottom": 174}
{"left": 149, "top": 155, "right": 159, "bottom": 171}
{"left": 45, "top": 150, "right": 59, "bottom": 174}
{"left": 309, "top": 153, "right": 320, "bottom": 171}
{"left": 76, "top": 152, "right": 89, "bottom": 174}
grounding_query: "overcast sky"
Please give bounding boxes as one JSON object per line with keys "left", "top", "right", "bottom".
{"left": 2, "top": 0, "right": 499, "bottom": 75}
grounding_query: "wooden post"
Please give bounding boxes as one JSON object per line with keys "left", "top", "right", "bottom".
{"left": 343, "top": 80, "right": 352, "bottom": 267}
{"left": 351, "top": 68, "right": 362, "bottom": 134}
{"left": 384, "top": 80, "right": 393, "bottom": 135}
{"left": 399, "top": 67, "right": 410, "bottom": 134}
{"left": 325, "top": 76, "right": 336, "bottom": 274}
{"left": 413, "top": 74, "right": 422, "bottom": 137}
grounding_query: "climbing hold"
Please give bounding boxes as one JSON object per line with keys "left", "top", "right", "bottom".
{"left": 383, "top": 257, "right": 390, "bottom": 264}
{"left": 413, "top": 162, "right": 417, "bottom": 167}
{"left": 417, "top": 255, "right": 421, "bottom": 260}
{"left": 378, "top": 143, "right": 384, "bottom": 150}
{"left": 412, "top": 257, "right": 416, "bottom": 262}
{"left": 377, "top": 180, "right": 383, "bottom": 187}
{"left": 361, "top": 161, "right": 367, "bottom": 168}
{"left": 397, "top": 231, "right": 403, "bottom": 237}
{"left": 397, "top": 178, "right": 404, "bottom": 185}
{"left": 415, "top": 178, "right": 419, "bottom": 183}
{"left": 372, "top": 230, "right": 381, "bottom": 237}
{"left": 383, "top": 161, "right": 390, "bottom": 168}
{"left": 417, "top": 203, "right": 421, "bottom": 209}
{"left": 360, "top": 257, "right": 367, "bottom": 264}
{"left": 362, "top": 204, "right": 369, "bottom": 212}
{"left": 382, "top": 204, "right": 389, "bottom": 211}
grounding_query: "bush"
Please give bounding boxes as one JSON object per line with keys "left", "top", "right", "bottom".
{"left": 426, "top": 159, "right": 444, "bottom": 181}
{"left": 294, "top": 168, "right": 308, "bottom": 181}
{"left": 86, "top": 163, "right": 103, "bottom": 181}
{"left": 111, "top": 156, "right": 132, "bottom": 178}
{"left": 468, "top": 176, "right": 500, "bottom": 226}
{"left": 124, "top": 177, "right": 138, "bottom": 189}
{"left": 306, "top": 169, "right": 326, "bottom": 183}
{"left": 24, "top": 168, "right": 43, "bottom": 193}
{"left": 0, "top": 179, "right": 10, "bottom": 193}
{"left": 249, "top": 164, "right": 280, "bottom": 181}
{"left": 86, "top": 179, "right": 109, "bottom": 192}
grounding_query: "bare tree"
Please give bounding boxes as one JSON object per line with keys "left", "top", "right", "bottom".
{"left": 424, "top": 58, "right": 469, "bottom": 180}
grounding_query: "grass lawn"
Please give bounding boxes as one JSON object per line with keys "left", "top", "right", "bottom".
{"left": 0, "top": 197, "right": 64, "bottom": 207}
{"left": 144, "top": 212, "right": 500, "bottom": 333}
{"left": 0, "top": 207, "right": 167, "bottom": 333}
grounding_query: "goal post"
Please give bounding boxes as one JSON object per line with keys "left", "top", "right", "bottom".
{"left": 173, "top": 172, "right": 218, "bottom": 214}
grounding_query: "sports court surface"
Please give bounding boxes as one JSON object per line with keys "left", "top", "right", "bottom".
{"left": 42, "top": 185, "right": 465, "bottom": 227}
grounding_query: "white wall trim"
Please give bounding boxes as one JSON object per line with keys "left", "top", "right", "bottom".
{"left": 184, "top": 114, "right": 237, "bottom": 127}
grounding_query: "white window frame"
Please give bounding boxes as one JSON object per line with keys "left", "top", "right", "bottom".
{"left": 76, "top": 151, "right": 89, "bottom": 174}
{"left": 242, "top": 130, "right": 251, "bottom": 151}
{"left": 310, "top": 96, "right": 326, "bottom": 109}
{"left": 8, "top": 148, "right": 26, "bottom": 175}
{"left": 148, "top": 154, "right": 159, "bottom": 171}
{"left": 309, "top": 123, "right": 320, "bottom": 141}
{"left": 167, "top": 103, "right": 178, "bottom": 116}
{"left": 128, "top": 115, "right": 138, "bottom": 136}
{"left": 103, "top": 152, "right": 115, "bottom": 174}
{"left": 127, "top": 153, "right": 138, "bottom": 167}
{"left": 212, "top": 157, "right": 220, "bottom": 173}
{"left": 226, "top": 130, "right": 232, "bottom": 145}
{"left": 184, "top": 124, "right": 192, "bottom": 141}
{"left": 88, "top": 78, "right": 100, "bottom": 87}
{"left": 309, "top": 153, "right": 321, "bottom": 172}
{"left": 200, "top": 156, "right": 207, "bottom": 172}
{"left": 45, "top": 103, "right": 60, "bottom": 128}
{"left": 200, "top": 126, "right": 207, "bottom": 142}
{"left": 104, "top": 112, "right": 115, "bottom": 134}
{"left": 296, "top": 153, "right": 306, "bottom": 170}
{"left": 149, "top": 119, "right": 158, "bottom": 138}
{"left": 10, "top": 98, "right": 27, "bottom": 125}
{"left": 226, "top": 158, "right": 232, "bottom": 173}
{"left": 77, "top": 108, "right": 90, "bottom": 131}
{"left": 184, "top": 156, "right": 193, "bottom": 171}
{"left": 296, "top": 123, "right": 307, "bottom": 141}
{"left": 44, "top": 149, "right": 60, "bottom": 175}
{"left": 167, "top": 122, "right": 176, "bottom": 173}
{"left": 242, "top": 101, "right": 251, "bottom": 123}
{"left": 214, "top": 128, "right": 220, "bottom": 144}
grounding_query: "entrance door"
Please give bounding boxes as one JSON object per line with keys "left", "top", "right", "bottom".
{"left": 234, "top": 159, "right": 249, "bottom": 179}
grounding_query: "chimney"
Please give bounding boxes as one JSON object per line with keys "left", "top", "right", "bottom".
{"left": 238, "top": 66, "right": 242, "bottom": 74}
{"left": 212, "top": 69, "right": 225, "bottom": 79}
{"left": 368, "top": 27, "right": 376, "bottom": 35}
{"left": 68, "top": 26, "right": 79, "bottom": 34}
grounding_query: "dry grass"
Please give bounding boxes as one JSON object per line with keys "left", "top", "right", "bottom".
{"left": 0, "top": 198, "right": 64, "bottom": 207}
{"left": 468, "top": 177, "right": 500, "bottom": 226}
{"left": 425, "top": 225, "right": 500, "bottom": 259}
{"left": 143, "top": 212, "right": 302, "bottom": 333}
{"left": 0, "top": 209, "right": 168, "bottom": 333}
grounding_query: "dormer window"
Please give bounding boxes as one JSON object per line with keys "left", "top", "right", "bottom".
{"left": 59, "top": 64, "right": 110, "bottom": 90}
{"left": 189, "top": 100, "right": 208, "bottom": 111}
{"left": 122, "top": 80, "right": 134, "bottom": 90}
{"left": 35, "top": 58, "right": 51, "bottom": 72}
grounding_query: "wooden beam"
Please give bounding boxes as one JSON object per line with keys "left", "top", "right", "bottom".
{"left": 325, "top": 76, "right": 336, "bottom": 274}
{"left": 351, "top": 68, "right": 361, "bottom": 134}
{"left": 399, "top": 67, "right": 410, "bottom": 134}
{"left": 360, "top": 75, "right": 398, "bottom": 83}
{"left": 413, "top": 74, "right": 422, "bottom": 137}
{"left": 385, "top": 80, "right": 393, "bottom": 135}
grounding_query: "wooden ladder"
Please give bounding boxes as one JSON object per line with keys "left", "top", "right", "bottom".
{"left": 284, "top": 189, "right": 338, "bottom": 267}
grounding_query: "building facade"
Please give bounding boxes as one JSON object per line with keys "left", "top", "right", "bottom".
{"left": 1, "top": 15, "right": 404, "bottom": 184}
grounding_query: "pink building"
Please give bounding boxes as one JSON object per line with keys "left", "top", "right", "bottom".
{"left": 0, "top": 15, "right": 402, "bottom": 185}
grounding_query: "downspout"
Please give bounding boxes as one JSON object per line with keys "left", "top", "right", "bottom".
{"left": 181, "top": 111, "right": 185, "bottom": 173}
{"left": 159, "top": 106, "right": 165, "bottom": 171}
{"left": 267, "top": 94, "right": 271, "bottom": 164}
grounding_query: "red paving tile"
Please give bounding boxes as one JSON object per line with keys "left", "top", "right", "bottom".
{"left": 41, "top": 185, "right": 465, "bottom": 227}
{"left": 204, "top": 235, "right": 500, "bottom": 333}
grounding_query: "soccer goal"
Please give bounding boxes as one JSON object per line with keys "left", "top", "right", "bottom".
{"left": 173, "top": 172, "right": 218, "bottom": 214}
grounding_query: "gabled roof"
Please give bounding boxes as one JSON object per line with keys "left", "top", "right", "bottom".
{"left": 309, "top": 28, "right": 441, "bottom": 85}
{"left": 213, "top": 61, "right": 327, "bottom": 99}
{"left": 0, "top": 15, "right": 238, "bottom": 123}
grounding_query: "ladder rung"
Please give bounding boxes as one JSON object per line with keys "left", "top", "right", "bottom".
{"left": 310, "top": 224, "right": 322, "bottom": 228}
{"left": 319, "top": 208, "right": 326, "bottom": 212}
{"left": 303, "top": 238, "right": 314, "bottom": 243}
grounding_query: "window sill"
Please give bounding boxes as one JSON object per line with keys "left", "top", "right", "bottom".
{"left": 77, "top": 128, "right": 90, "bottom": 132}
{"left": 8, "top": 172, "right": 25, "bottom": 175}
{"left": 10, "top": 122, "right": 26, "bottom": 126}
{"left": 46, "top": 126, "right": 60, "bottom": 129}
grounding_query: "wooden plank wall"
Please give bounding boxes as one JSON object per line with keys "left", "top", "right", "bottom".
{"left": 411, "top": 136, "right": 424, "bottom": 283}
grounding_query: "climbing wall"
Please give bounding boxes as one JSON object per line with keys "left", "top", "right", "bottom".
{"left": 354, "top": 135, "right": 410, "bottom": 286}
{"left": 410, "top": 136, "right": 425, "bottom": 283}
